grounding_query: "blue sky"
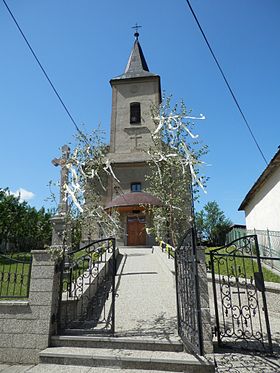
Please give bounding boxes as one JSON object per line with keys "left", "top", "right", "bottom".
{"left": 0, "top": 0, "right": 279, "bottom": 224}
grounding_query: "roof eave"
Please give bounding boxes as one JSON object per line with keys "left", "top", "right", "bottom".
{"left": 238, "top": 148, "right": 280, "bottom": 211}
{"left": 110, "top": 73, "right": 159, "bottom": 84}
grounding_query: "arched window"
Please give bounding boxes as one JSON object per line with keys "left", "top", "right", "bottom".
{"left": 130, "top": 102, "right": 141, "bottom": 124}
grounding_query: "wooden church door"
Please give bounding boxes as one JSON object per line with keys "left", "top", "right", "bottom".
{"left": 127, "top": 216, "right": 146, "bottom": 246}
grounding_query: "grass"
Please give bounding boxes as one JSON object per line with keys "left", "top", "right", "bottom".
{"left": 205, "top": 247, "right": 280, "bottom": 284}
{"left": 0, "top": 246, "right": 105, "bottom": 297}
{"left": 0, "top": 252, "right": 32, "bottom": 299}
{"left": 62, "top": 244, "right": 108, "bottom": 292}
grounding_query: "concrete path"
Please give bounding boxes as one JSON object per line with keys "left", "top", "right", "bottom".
{"left": 115, "top": 246, "right": 178, "bottom": 340}
{"left": 2, "top": 246, "right": 280, "bottom": 372}
{"left": 0, "top": 364, "right": 180, "bottom": 372}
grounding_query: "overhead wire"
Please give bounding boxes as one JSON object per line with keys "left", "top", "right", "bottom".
{"left": 2, "top": 0, "right": 268, "bottom": 165}
{"left": 185, "top": 0, "right": 268, "bottom": 165}
{"left": 2, "top": 0, "right": 84, "bottom": 137}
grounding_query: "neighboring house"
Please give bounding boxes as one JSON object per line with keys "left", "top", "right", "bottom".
{"left": 239, "top": 147, "right": 280, "bottom": 231}
{"left": 86, "top": 32, "right": 191, "bottom": 246}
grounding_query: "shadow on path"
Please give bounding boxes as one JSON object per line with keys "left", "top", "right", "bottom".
{"left": 117, "top": 271, "right": 158, "bottom": 276}
{"left": 116, "top": 311, "right": 178, "bottom": 342}
{"left": 214, "top": 351, "right": 280, "bottom": 373}
{"left": 214, "top": 332, "right": 280, "bottom": 373}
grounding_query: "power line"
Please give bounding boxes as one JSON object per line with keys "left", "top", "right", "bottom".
{"left": 185, "top": 0, "right": 268, "bottom": 165}
{"left": 2, "top": 0, "right": 84, "bottom": 136}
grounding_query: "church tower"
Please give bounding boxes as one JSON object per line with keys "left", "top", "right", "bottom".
{"left": 105, "top": 31, "right": 162, "bottom": 246}
{"left": 109, "top": 31, "right": 161, "bottom": 157}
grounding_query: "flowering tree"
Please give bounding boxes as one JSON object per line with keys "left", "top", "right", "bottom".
{"left": 51, "top": 128, "right": 121, "bottom": 249}
{"left": 145, "top": 96, "right": 208, "bottom": 247}
{"left": 50, "top": 97, "right": 207, "bottom": 250}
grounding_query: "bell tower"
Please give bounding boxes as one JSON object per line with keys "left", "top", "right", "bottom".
{"left": 105, "top": 30, "right": 162, "bottom": 246}
{"left": 109, "top": 31, "right": 161, "bottom": 161}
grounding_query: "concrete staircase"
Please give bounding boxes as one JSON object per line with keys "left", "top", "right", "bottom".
{"left": 37, "top": 247, "right": 214, "bottom": 372}
{"left": 39, "top": 335, "right": 214, "bottom": 372}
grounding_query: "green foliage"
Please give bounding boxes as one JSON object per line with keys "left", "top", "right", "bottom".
{"left": 0, "top": 188, "right": 52, "bottom": 252}
{"left": 146, "top": 150, "right": 192, "bottom": 247}
{"left": 205, "top": 247, "right": 280, "bottom": 283}
{"left": 196, "top": 201, "right": 232, "bottom": 245}
{"left": 59, "top": 128, "right": 121, "bottom": 245}
{"left": 145, "top": 96, "right": 208, "bottom": 247}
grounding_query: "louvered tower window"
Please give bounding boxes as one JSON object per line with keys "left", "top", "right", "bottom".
{"left": 130, "top": 102, "right": 141, "bottom": 124}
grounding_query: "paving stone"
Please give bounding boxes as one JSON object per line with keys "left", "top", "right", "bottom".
{"left": 115, "top": 247, "right": 178, "bottom": 340}
{"left": 26, "top": 365, "right": 180, "bottom": 373}
{"left": 0, "top": 365, "right": 34, "bottom": 372}
{"left": 213, "top": 351, "right": 280, "bottom": 373}
{"left": 0, "top": 365, "right": 11, "bottom": 372}
{"left": 27, "top": 364, "right": 91, "bottom": 373}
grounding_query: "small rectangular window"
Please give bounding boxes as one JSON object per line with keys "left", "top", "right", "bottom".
{"left": 130, "top": 102, "right": 141, "bottom": 124}
{"left": 131, "top": 182, "right": 141, "bottom": 192}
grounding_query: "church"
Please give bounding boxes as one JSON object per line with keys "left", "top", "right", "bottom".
{"left": 99, "top": 31, "right": 163, "bottom": 247}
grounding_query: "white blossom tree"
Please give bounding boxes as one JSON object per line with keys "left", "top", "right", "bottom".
{"left": 50, "top": 96, "right": 207, "bottom": 250}
{"left": 53, "top": 127, "right": 121, "bottom": 248}
{"left": 145, "top": 96, "right": 208, "bottom": 247}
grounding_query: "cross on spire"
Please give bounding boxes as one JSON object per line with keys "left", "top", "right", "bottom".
{"left": 132, "top": 23, "right": 142, "bottom": 39}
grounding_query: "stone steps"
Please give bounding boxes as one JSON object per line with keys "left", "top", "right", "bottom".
{"left": 39, "top": 337, "right": 214, "bottom": 372}
{"left": 51, "top": 335, "right": 184, "bottom": 352}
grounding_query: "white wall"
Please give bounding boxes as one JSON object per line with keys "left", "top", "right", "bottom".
{"left": 245, "top": 166, "right": 280, "bottom": 231}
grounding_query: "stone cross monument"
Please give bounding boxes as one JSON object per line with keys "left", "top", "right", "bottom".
{"left": 50, "top": 144, "right": 70, "bottom": 247}
{"left": 52, "top": 144, "right": 70, "bottom": 215}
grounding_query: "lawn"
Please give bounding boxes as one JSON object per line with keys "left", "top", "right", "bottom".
{"left": 62, "top": 243, "right": 110, "bottom": 292}
{"left": 162, "top": 243, "right": 280, "bottom": 284}
{"left": 205, "top": 247, "right": 280, "bottom": 284}
{"left": 0, "top": 245, "right": 107, "bottom": 298}
{"left": 0, "top": 252, "right": 32, "bottom": 299}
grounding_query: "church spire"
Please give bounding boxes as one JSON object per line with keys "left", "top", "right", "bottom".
{"left": 112, "top": 27, "right": 157, "bottom": 80}
{"left": 124, "top": 30, "right": 149, "bottom": 74}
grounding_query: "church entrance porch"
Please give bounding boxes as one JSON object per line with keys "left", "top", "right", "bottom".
{"left": 105, "top": 191, "right": 161, "bottom": 246}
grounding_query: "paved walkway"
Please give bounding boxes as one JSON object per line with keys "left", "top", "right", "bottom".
{"left": 1, "top": 246, "right": 280, "bottom": 372}
{"left": 0, "top": 246, "right": 179, "bottom": 372}
{"left": 0, "top": 364, "right": 180, "bottom": 373}
{"left": 115, "top": 246, "right": 178, "bottom": 340}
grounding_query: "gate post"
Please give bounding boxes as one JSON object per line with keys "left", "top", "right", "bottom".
{"left": 197, "top": 246, "right": 213, "bottom": 354}
{"left": 267, "top": 229, "right": 274, "bottom": 269}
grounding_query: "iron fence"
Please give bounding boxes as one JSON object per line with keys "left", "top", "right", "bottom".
{"left": 0, "top": 252, "right": 32, "bottom": 299}
{"left": 175, "top": 228, "right": 204, "bottom": 355}
{"left": 226, "top": 228, "right": 280, "bottom": 271}
{"left": 58, "top": 237, "right": 116, "bottom": 334}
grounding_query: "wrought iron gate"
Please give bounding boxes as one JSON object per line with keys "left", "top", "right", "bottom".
{"left": 209, "top": 235, "right": 273, "bottom": 352}
{"left": 58, "top": 237, "right": 116, "bottom": 335}
{"left": 175, "top": 227, "right": 204, "bottom": 355}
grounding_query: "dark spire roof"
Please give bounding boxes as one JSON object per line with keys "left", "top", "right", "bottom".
{"left": 112, "top": 32, "right": 157, "bottom": 80}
